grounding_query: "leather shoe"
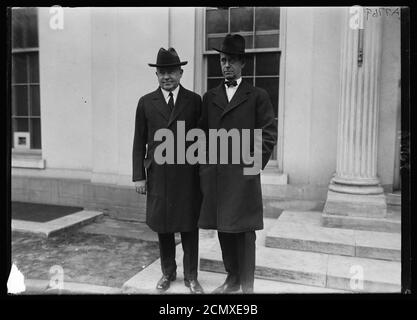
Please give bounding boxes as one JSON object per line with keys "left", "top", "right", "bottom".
{"left": 184, "top": 279, "right": 204, "bottom": 294}
{"left": 212, "top": 278, "right": 240, "bottom": 294}
{"left": 156, "top": 272, "right": 176, "bottom": 292}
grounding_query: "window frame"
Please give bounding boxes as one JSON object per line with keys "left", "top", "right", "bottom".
{"left": 200, "top": 7, "right": 286, "bottom": 170}
{"left": 11, "top": 7, "right": 42, "bottom": 154}
{"left": 204, "top": 7, "right": 281, "bottom": 54}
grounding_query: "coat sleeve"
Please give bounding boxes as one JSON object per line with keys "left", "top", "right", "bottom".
{"left": 256, "top": 89, "right": 278, "bottom": 170}
{"left": 132, "top": 97, "right": 147, "bottom": 181}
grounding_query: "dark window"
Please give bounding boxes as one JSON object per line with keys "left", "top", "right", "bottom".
{"left": 255, "top": 7, "right": 280, "bottom": 31}
{"left": 11, "top": 7, "right": 41, "bottom": 150}
{"left": 230, "top": 7, "right": 253, "bottom": 33}
{"left": 206, "top": 7, "right": 280, "bottom": 50}
{"left": 206, "top": 8, "right": 228, "bottom": 34}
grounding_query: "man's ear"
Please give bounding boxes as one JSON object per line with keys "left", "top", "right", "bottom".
{"left": 240, "top": 57, "right": 246, "bottom": 69}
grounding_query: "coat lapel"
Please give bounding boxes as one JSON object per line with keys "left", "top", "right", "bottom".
{"left": 212, "top": 83, "right": 228, "bottom": 111}
{"left": 221, "top": 80, "right": 251, "bottom": 118}
{"left": 168, "top": 85, "right": 189, "bottom": 127}
{"left": 151, "top": 87, "right": 171, "bottom": 123}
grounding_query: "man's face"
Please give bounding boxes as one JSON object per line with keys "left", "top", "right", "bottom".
{"left": 220, "top": 53, "right": 245, "bottom": 80}
{"left": 156, "top": 67, "right": 183, "bottom": 91}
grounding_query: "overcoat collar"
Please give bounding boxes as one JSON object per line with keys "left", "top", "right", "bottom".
{"left": 150, "top": 84, "right": 189, "bottom": 127}
{"left": 212, "top": 80, "right": 252, "bottom": 118}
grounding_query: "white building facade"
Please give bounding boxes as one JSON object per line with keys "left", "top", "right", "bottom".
{"left": 11, "top": 7, "right": 402, "bottom": 221}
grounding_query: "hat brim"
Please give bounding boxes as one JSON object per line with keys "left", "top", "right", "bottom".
{"left": 212, "top": 48, "right": 245, "bottom": 56}
{"left": 148, "top": 61, "right": 188, "bottom": 67}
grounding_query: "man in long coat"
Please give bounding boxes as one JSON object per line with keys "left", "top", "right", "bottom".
{"left": 198, "top": 34, "right": 277, "bottom": 293}
{"left": 132, "top": 47, "right": 204, "bottom": 294}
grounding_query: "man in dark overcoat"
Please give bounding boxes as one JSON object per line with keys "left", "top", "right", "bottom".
{"left": 132, "top": 47, "right": 204, "bottom": 294}
{"left": 198, "top": 34, "right": 277, "bottom": 293}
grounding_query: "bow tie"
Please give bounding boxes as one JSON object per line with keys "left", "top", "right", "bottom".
{"left": 225, "top": 80, "right": 238, "bottom": 88}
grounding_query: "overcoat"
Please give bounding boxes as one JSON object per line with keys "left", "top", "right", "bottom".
{"left": 132, "top": 85, "right": 202, "bottom": 233}
{"left": 198, "top": 80, "right": 277, "bottom": 233}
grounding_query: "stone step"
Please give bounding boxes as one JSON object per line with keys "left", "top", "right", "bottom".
{"left": 265, "top": 211, "right": 400, "bottom": 261}
{"left": 325, "top": 254, "right": 401, "bottom": 292}
{"left": 122, "top": 261, "right": 345, "bottom": 294}
{"left": 263, "top": 199, "right": 325, "bottom": 219}
{"left": 12, "top": 210, "right": 103, "bottom": 238}
{"left": 386, "top": 192, "right": 401, "bottom": 206}
{"left": 199, "top": 240, "right": 401, "bottom": 293}
{"left": 387, "top": 205, "right": 401, "bottom": 219}
{"left": 322, "top": 213, "right": 401, "bottom": 233}
{"left": 261, "top": 183, "right": 328, "bottom": 201}
{"left": 355, "top": 229, "right": 401, "bottom": 261}
{"left": 122, "top": 236, "right": 346, "bottom": 294}
{"left": 24, "top": 279, "right": 121, "bottom": 295}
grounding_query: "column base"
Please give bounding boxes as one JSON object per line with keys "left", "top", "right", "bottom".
{"left": 323, "top": 190, "right": 387, "bottom": 219}
{"left": 329, "top": 181, "right": 384, "bottom": 195}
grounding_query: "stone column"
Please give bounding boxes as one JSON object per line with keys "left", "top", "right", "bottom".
{"left": 324, "top": 8, "right": 387, "bottom": 218}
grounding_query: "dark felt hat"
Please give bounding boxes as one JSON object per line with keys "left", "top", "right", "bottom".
{"left": 148, "top": 47, "right": 188, "bottom": 67}
{"left": 213, "top": 34, "right": 246, "bottom": 56}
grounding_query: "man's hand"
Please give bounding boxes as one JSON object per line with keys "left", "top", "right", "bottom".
{"left": 135, "top": 180, "right": 147, "bottom": 195}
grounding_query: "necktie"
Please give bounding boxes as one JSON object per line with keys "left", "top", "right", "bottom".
{"left": 225, "top": 80, "right": 238, "bottom": 88}
{"left": 168, "top": 91, "right": 174, "bottom": 111}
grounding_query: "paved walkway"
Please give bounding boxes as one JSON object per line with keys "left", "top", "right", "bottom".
{"left": 12, "top": 201, "right": 399, "bottom": 295}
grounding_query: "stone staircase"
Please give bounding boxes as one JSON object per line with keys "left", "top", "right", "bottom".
{"left": 265, "top": 211, "right": 400, "bottom": 261}
{"left": 122, "top": 223, "right": 346, "bottom": 294}
{"left": 199, "top": 194, "right": 401, "bottom": 293}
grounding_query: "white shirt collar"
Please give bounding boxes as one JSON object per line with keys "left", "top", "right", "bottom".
{"left": 161, "top": 85, "right": 180, "bottom": 103}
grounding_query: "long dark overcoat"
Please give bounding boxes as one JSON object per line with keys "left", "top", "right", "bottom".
{"left": 198, "top": 80, "right": 277, "bottom": 233}
{"left": 132, "top": 85, "right": 202, "bottom": 233}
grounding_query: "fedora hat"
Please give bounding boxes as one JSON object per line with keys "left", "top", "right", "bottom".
{"left": 148, "top": 47, "right": 188, "bottom": 67}
{"left": 213, "top": 34, "right": 246, "bottom": 56}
